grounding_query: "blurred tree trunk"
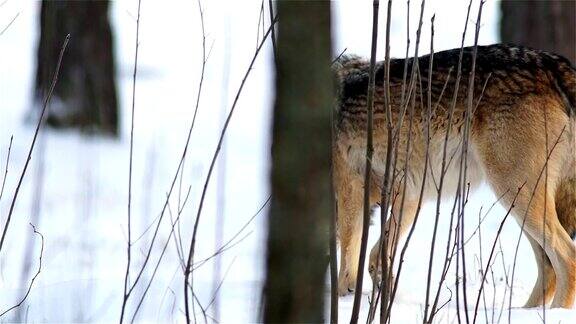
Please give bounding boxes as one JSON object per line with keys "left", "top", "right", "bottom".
{"left": 500, "top": 0, "right": 575, "bottom": 62}
{"left": 35, "top": 0, "right": 118, "bottom": 136}
{"left": 262, "top": 1, "right": 333, "bottom": 322}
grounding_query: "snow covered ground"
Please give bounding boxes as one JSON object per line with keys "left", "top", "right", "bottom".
{"left": 0, "top": 0, "right": 574, "bottom": 323}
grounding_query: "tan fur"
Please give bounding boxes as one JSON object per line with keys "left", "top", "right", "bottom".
{"left": 333, "top": 44, "right": 576, "bottom": 308}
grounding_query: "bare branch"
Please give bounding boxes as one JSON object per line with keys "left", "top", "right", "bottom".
{"left": 183, "top": 14, "right": 278, "bottom": 324}
{"left": 122, "top": 0, "right": 211, "bottom": 314}
{"left": 206, "top": 256, "right": 237, "bottom": 311}
{"left": 0, "top": 224, "right": 44, "bottom": 317}
{"left": 472, "top": 184, "right": 525, "bottom": 324}
{"left": 0, "top": 136, "right": 13, "bottom": 202}
{"left": 0, "top": 34, "right": 69, "bottom": 254}
{"left": 268, "top": 0, "right": 278, "bottom": 63}
{"left": 331, "top": 48, "right": 348, "bottom": 66}
{"left": 120, "top": 0, "right": 142, "bottom": 320}
{"left": 0, "top": 11, "right": 19, "bottom": 36}
{"left": 350, "top": 2, "right": 379, "bottom": 323}
{"left": 425, "top": 0, "right": 473, "bottom": 320}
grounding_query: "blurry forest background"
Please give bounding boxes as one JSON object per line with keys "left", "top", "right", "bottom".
{"left": 0, "top": 0, "right": 574, "bottom": 323}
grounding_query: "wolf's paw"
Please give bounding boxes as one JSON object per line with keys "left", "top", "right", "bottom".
{"left": 368, "top": 263, "right": 382, "bottom": 287}
{"left": 338, "top": 273, "right": 356, "bottom": 296}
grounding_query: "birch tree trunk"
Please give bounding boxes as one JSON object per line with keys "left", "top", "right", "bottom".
{"left": 500, "top": 0, "right": 575, "bottom": 62}
{"left": 35, "top": 0, "right": 119, "bottom": 136}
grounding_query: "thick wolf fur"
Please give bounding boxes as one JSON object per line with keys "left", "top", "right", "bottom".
{"left": 333, "top": 44, "right": 576, "bottom": 308}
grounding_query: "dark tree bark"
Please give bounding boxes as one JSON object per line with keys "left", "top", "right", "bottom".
{"left": 262, "top": 1, "right": 333, "bottom": 322}
{"left": 500, "top": 0, "right": 575, "bottom": 63}
{"left": 35, "top": 0, "right": 118, "bottom": 136}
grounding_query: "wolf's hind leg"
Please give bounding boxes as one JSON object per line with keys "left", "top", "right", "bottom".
{"left": 473, "top": 96, "right": 576, "bottom": 308}
{"left": 524, "top": 235, "right": 557, "bottom": 307}
{"left": 541, "top": 214, "right": 576, "bottom": 308}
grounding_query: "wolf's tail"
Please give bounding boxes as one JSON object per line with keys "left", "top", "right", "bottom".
{"left": 543, "top": 52, "right": 575, "bottom": 117}
{"left": 547, "top": 53, "right": 576, "bottom": 240}
{"left": 555, "top": 179, "right": 576, "bottom": 240}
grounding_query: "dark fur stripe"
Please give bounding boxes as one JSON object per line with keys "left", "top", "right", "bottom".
{"left": 335, "top": 44, "right": 576, "bottom": 118}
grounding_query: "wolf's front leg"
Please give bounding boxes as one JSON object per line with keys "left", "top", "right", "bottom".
{"left": 333, "top": 142, "right": 366, "bottom": 295}
{"left": 336, "top": 182, "right": 364, "bottom": 296}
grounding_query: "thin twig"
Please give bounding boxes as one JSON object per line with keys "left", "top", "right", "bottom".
{"left": 458, "top": 189, "right": 510, "bottom": 252}
{"left": 268, "top": 0, "right": 278, "bottom": 64}
{"left": 541, "top": 104, "right": 549, "bottom": 323}
{"left": 192, "top": 291, "right": 209, "bottom": 324}
{"left": 508, "top": 126, "right": 566, "bottom": 322}
{"left": 0, "top": 34, "right": 69, "bottom": 254}
{"left": 0, "top": 136, "right": 13, "bottom": 202}
{"left": 380, "top": 1, "right": 426, "bottom": 320}
{"left": 388, "top": 64, "right": 456, "bottom": 323}
{"left": 331, "top": 48, "right": 348, "bottom": 66}
{"left": 120, "top": 0, "right": 142, "bottom": 321}
{"left": 166, "top": 193, "right": 187, "bottom": 270}
{"left": 425, "top": 0, "right": 473, "bottom": 321}
{"left": 350, "top": 2, "right": 379, "bottom": 323}
{"left": 472, "top": 184, "right": 525, "bottom": 324}
{"left": 0, "top": 224, "right": 44, "bottom": 317}
{"left": 373, "top": 2, "right": 394, "bottom": 321}
{"left": 129, "top": 195, "right": 192, "bottom": 323}
{"left": 183, "top": 15, "right": 278, "bottom": 324}
{"left": 206, "top": 256, "right": 237, "bottom": 311}
{"left": 213, "top": 10, "right": 232, "bottom": 319}
{"left": 256, "top": 0, "right": 265, "bottom": 50}
{"left": 478, "top": 207, "right": 490, "bottom": 324}
{"left": 457, "top": 2, "right": 485, "bottom": 320}
{"left": 0, "top": 11, "right": 19, "bottom": 36}
{"left": 496, "top": 239, "right": 509, "bottom": 324}
{"left": 123, "top": 0, "right": 211, "bottom": 315}
{"left": 193, "top": 195, "right": 270, "bottom": 270}
{"left": 422, "top": 12, "right": 438, "bottom": 324}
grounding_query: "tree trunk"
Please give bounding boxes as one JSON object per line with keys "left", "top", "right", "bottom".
{"left": 262, "top": 1, "right": 333, "bottom": 322}
{"left": 35, "top": 0, "right": 118, "bottom": 136}
{"left": 500, "top": 0, "right": 575, "bottom": 63}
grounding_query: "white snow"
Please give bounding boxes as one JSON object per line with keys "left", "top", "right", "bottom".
{"left": 0, "top": 0, "right": 574, "bottom": 323}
